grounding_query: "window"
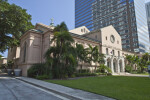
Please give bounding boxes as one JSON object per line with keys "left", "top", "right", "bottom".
{"left": 117, "top": 41, "right": 119, "bottom": 44}
{"left": 23, "top": 42, "right": 27, "bottom": 63}
{"left": 112, "top": 50, "right": 115, "bottom": 55}
{"left": 118, "top": 51, "right": 120, "bottom": 57}
{"left": 106, "top": 48, "right": 109, "bottom": 55}
{"left": 95, "top": 35, "right": 97, "bottom": 39}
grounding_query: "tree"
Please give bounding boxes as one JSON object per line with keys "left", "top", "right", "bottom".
{"left": 0, "top": 54, "right": 2, "bottom": 60}
{"left": 75, "top": 43, "right": 89, "bottom": 70}
{"left": 0, "top": 0, "right": 34, "bottom": 52}
{"left": 125, "top": 53, "right": 150, "bottom": 73}
{"left": 87, "top": 45, "right": 105, "bottom": 65}
{"left": 45, "top": 22, "right": 77, "bottom": 79}
{"left": 139, "top": 53, "right": 150, "bottom": 72}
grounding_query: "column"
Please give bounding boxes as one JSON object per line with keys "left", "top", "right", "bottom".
{"left": 122, "top": 58, "right": 125, "bottom": 72}
{"left": 111, "top": 58, "right": 114, "bottom": 73}
{"left": 104, "top": 58, "right": 107, "bottom": 66}
{"left": 117, "top": 59, "right": 120, "bottom": 73}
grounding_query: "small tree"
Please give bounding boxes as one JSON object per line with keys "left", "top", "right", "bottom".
{"left": 98, "top": 64, "right": 112, "bottom": 73}
{"left": 87, "top": 45, "right": 105, "bottom": 71}
{"left": 75, "top": 43, "right": 89, "bottom": 71}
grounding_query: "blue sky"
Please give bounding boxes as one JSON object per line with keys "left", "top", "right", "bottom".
{"left": 0, "top": 0, "right": 75, "bottom": 57}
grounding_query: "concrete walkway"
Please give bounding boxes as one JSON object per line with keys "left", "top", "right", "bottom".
{"left": 0, "top": 77, "right": 66, "bottom": 100}
{"left": 16, "top": 77, "right": 115, "bottom": 100}
{"left": 114, "top": 73, "right": 149, "bottom": 77}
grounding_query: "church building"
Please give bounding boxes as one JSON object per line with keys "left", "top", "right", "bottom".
{"left": 7, "top": 23, "right": 135, "bottom": 76}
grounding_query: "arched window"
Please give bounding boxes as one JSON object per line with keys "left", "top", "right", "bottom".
{"left": 106, "top": 48, "right": 108, "bottom": 55}
{"left": 112, "top": 50, "right": 115, "bottom": 55}
{"left": 23, "top": 42, "right": 27, "bottom": 63}
{"left": 118, "top": 51, "right": 120, "bottom": 57}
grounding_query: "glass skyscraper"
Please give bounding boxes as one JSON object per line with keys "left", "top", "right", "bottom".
{"left": 75, "top": 0, "right": 150, "bottom": 53}
{"left": 146, "top": 1, "right": 150, "bottom": 41}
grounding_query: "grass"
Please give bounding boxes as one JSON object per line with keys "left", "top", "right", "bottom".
{"left": 138, "top": 73, "right": 149, "bottom": 75}
{"left": 46, "top": 76, "right": 150, "bottom": 100}
{"left": 131, "top": 72, "right": 149, "bottom": 75}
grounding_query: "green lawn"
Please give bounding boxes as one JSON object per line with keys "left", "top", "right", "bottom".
{"left": 46, "top": 76, "right": 150, "bottom": 100}
{"left": 138, "top": 73, "right": 149, "bottom": 75}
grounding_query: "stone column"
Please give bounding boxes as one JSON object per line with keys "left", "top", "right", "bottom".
{"left": 104, "top": 58, "right": 107, "bottom": 66}
{"left": 111, "top": 58, "right": 114, "bottom": 73}
{"left": 117, "top": 59, "right": 120, "bottom": 73}
{"left": 122, "top": 58, "right": 125, "bottom": 72}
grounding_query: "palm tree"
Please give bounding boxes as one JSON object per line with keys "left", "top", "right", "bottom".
{"left": 75, "top": 43, "right": 89, "bottom": 71}
{"left": 139, "top": 53, "right": 150, "bottom": 73}
{"left": 45, "top": 22, "right": 77, "bottom": 79}
{"left": 87, "top": 45, "right": 105, "bottom": 71}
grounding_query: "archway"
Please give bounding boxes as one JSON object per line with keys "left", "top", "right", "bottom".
{"left": 107, "top": 58, "right": 111, "bottom": 69}
{"left": 113, "top": 58, "right": 117, "bottom": 72}
{"left": 119, "top": 60, "right": 123, "bottom": 72}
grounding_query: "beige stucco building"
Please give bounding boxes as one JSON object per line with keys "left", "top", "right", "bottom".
{"left": 7, "top": 23, "right": 135, "bottom": 76}
{"left": 0, "top": 57, "right": 7, "bottom": 65}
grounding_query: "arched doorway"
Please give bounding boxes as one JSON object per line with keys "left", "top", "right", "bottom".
{"left": 113, "top": 58, "right": 117, "bottom": 72}
{"left": 119, "top": 60, "right": 122, "bottom": 72}
{"left": 107, "top": 58, "right": 111, "bottom": 69}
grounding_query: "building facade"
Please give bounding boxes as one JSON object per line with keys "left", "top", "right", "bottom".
{"left": 75, "top": 0, "right": 150, "bottom": 53}
{"left": 7, "top": 23, "right": 134, "bottom": 76}
{"left": 0, "top": 58, "right": 7, "bottom": 65}
{"left": 146, "top": 1, "right": 150, "bottom": 41}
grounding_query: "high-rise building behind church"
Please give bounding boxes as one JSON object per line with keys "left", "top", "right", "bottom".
{"left": 146, "top": 1, "right": 150, "bottom": 42}
{"left": 75, "top": 0, "right": 150, "bottom": 53}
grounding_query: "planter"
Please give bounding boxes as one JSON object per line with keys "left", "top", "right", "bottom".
{"left": 14, "top": 69, "right": 21, "bottom": 76}
{"left": 7, "top": 69, "right": 13, "bottom": 76}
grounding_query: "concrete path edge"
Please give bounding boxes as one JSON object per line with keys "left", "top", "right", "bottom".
{"left": 16, "top": 77, "right": 82, "bottom": 100}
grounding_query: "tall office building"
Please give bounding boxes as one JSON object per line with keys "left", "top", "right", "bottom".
{"left": 146, "top": 1, "right": 150, "bottom": 41}
{"left": 75, "top": 0, "right": 150, "bottom": 53}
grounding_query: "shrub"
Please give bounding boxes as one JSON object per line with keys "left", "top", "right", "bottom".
{"left": 78, "top": 69, "right": 90, "bottom": 73}
{"left": 75, "top": 73, "right": 97, "bottom": 77}
{"left": 0, "top": 64, "right": 7, "bottom": 69}
{"left": 97, "top": 64, "right": 112, "bottom": 73}
{"left": 36, "top": 75, "right": 50, "bottom": 80}
{"left": 107, "top": 73, "right": 112, "bottom": 76}
{"left": 125, "top": 65, "right": 132, "bottom": 73}
{"left": 28, "top": 63, "right": 51, "bottom": 78}
{"left": 70, "top": 74, "right": 76, "bottom": 78}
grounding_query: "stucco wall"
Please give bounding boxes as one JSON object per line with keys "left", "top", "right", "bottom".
{"left": 0, "top": 58, "right": 7, "bottom": 65}
{"left": 101, "top": 26, "right": 122, "bottom": 56}
{"left": 69, "top": 26, "right": 90, "bottom": 35}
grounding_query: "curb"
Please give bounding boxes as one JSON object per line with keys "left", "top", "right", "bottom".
{"left": 16, "top": 78, "right": 82, "bottom": 100}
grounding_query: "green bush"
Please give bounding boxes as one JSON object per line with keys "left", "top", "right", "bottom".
{"left": 75, "top": 73, "right": 97, "bottom": 77}
{"left": 36, "top": 75, "right": 50, "bottom": 80}
{"left": 70, "top": 74, "right": 76, "bottom": 78}
{"left": 78, "top": 69, "right": 90, "bottom": 73}
{"left": 28, "top": 63, "right": 51, "bottom": 78}
{"left": 107, "top": 73, "right": 112, "bottom": 76}
{"left": 125, "top": 65, "right": 132, "bottom": 73}
{"left": 97, "top": 64, "right": 112, "bottom": 73}
{"left": 0, "top": 64, "right": 7, "bottom": 69}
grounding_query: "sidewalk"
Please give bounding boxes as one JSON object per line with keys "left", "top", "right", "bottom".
{"left": 16, "top": 77, "right": 115, "bottom": 100}
{"left": 118, "top": 73, "right": 149, "bottom": 77}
